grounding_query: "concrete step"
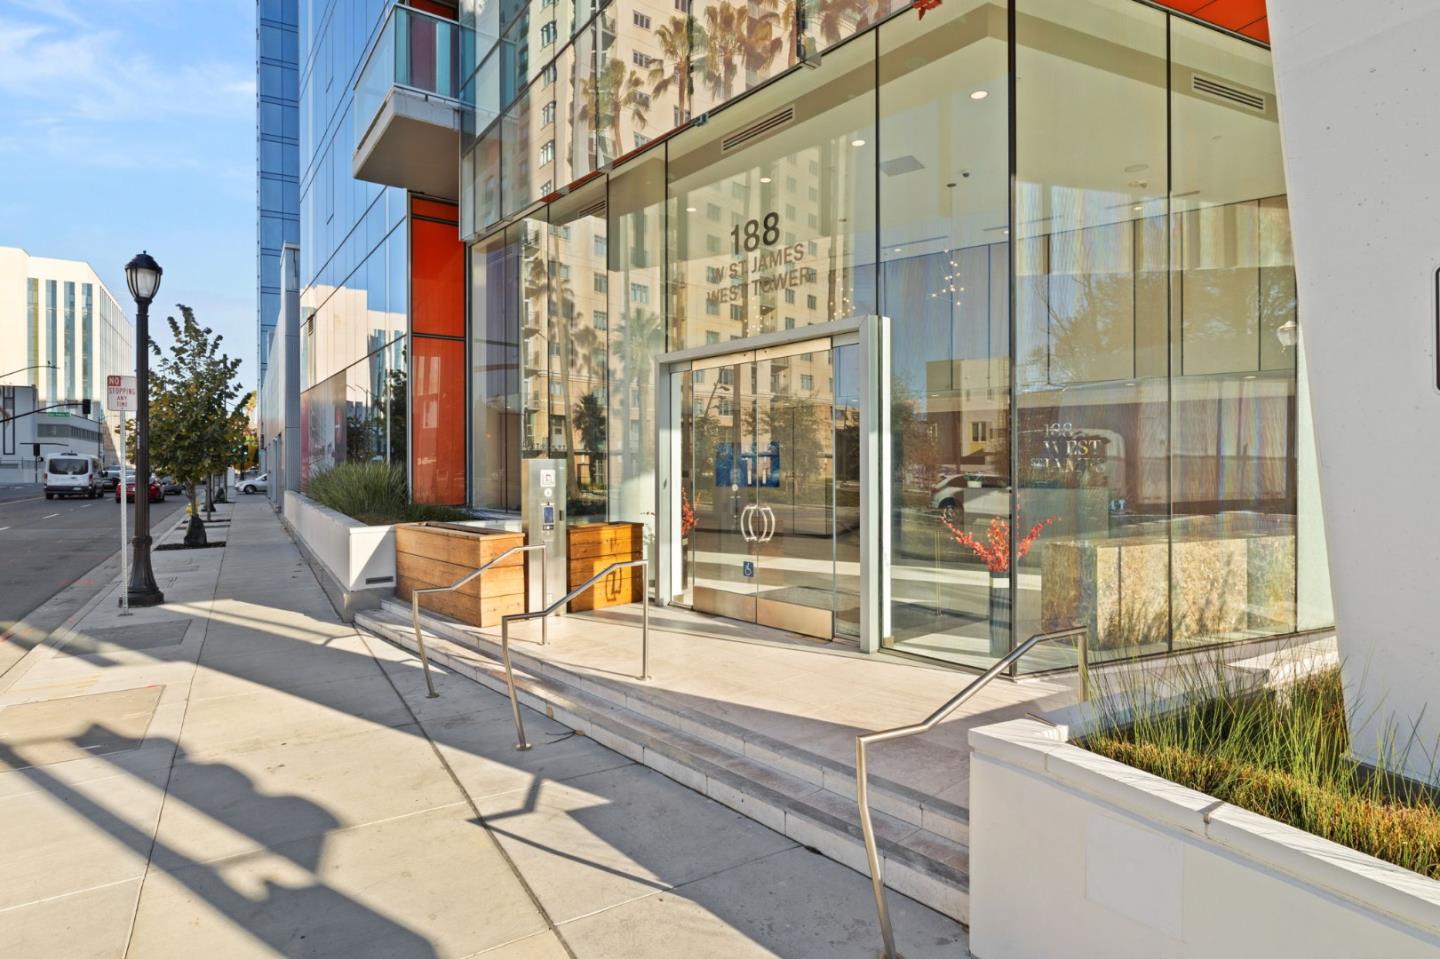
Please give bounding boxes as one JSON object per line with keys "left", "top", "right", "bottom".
{"left": 375, "top": 598, "right": 971, "bottom": 847}
{"left": 356, "top": 605, "right": 970, "bottom": 923}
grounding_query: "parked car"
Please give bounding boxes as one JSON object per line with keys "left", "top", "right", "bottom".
{"left": 929, "top": 472, "right": 1007, "bottom": 513}
{"left": 43, "top": 452, "right": 104, "bottom": 499}
{"left": 101, "top": 467, "right": 123, "bottom": 491}
{"left": 115, "top": 474, "right": 164, "bottom": 503}
{"left": 160, "top": 476, "right": 184, "bottom": 495}
{"left": 240, "top": 473, "right": 269, "bottom": 494}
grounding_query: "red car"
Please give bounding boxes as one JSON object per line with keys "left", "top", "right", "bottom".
{"left": 115, "top": 475, "right": 165, "bottom": 503}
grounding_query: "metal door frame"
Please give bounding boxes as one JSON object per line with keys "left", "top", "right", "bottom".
{"left": 655, "top": 314, "right": 890, "bottom": 652}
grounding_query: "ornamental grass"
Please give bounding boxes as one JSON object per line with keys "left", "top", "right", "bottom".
{"left": 1083, "top": 666, "right": 1440, "bottom": 878}
{"left": 306, "top": 461, "right": 469, "bottom": 526}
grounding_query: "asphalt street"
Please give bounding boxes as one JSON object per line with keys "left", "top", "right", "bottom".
{"left": 0, "top": 483, "right": 187, "bottom": 677}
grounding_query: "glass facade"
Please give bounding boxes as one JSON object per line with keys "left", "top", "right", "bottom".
{"left": 456, "top": 0, "right": 1332, "bottom": 670}
{"left": 297, "top": 0, "right": 410, "bottom": 486}
{"left": 81, "top": 283, "right": 93, "bottom": 402}
{"left": 63, "top": 281, "right": 76, "bottom": 402}
{"left": 45, "top": 280, "right": 57, "bottom": 404}
{"left": 258, "top": 0, "right": 301, "bottom": 386}
{"left": 26, "top": 278, "right": 39, "bottom": 381}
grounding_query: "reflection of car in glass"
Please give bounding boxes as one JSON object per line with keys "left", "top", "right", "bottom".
{"left": 115, "top": 475, "right": 164, "bottom": 503}
{"left": 240, "top": 473, "right": 269, "bottom": 494}
{"left": 930, "top": 472, "right": 1006, "bottom": 513}
{"left": 44, "top": 453, "right": 104, "bottom": 499}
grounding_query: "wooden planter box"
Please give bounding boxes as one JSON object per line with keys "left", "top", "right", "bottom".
{"left": 395, "top": 523, "right": 526, "bottom": 627}
{"left": 567, "top": 521, "right": 644, "bottom": 612}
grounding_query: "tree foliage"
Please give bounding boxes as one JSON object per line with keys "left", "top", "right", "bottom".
{"left": 134, "top": 305, "right": 251, "bottom": 544}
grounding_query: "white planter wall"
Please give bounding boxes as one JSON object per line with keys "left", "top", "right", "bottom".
{"left": 968, "top": 719, "right": 1440, "bottom": 959}
{"left": 283, "top": 490, "right": 396, "bottom": 594}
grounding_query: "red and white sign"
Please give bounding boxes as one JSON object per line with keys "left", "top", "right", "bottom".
{"left": 107, "top": 374, "right": 137, "bottom": 412}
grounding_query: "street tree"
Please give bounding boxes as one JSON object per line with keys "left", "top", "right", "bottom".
{"left": 131, "top": 305, "right": 251, "bottom": 546}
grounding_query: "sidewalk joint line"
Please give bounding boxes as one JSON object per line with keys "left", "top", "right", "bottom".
{"left": 357, "top": 628, "right": 583, "bottom": 959}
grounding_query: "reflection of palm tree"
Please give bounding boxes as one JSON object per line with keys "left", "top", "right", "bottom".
{"left": 580, "top": 60, "right": 648, "bottom": 163}
{"left": 755, "top": 0, "right": 868, "bottom": 67}
{"left": 700, "top": 1, "right": 781, "bottom": 102}
{"left": 620, "top": 308, "right": 665, "bottom": 464}
{"left": 648, "top": 15, "right": 694, "bottom": 125}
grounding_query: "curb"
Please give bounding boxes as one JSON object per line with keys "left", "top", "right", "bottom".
{"left": 0, "top": 501, "right": 199, "bottom": 694}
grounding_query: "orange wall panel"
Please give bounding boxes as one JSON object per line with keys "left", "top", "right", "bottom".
{"left": 410, "top": 0, "right": 457, "bottom": 18}
{"left": 1150, "top": 0, "right": 1268, "bottom": 42}
{"left": 411, "top": 336, "right": 466, "bottom": 505}
{"left": 411, "top": 202, "right": 465, "bottom": 339}
{"left": 409, "top": 195, "right": 465, "bottom": 505}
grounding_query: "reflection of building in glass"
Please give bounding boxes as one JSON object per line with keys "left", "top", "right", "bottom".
{"left": 311, "top": 0, "right": 1332, "bottom": 673}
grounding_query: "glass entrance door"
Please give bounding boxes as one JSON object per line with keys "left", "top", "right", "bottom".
{"left": 677, "top": 341, "right": 854, "bottom": 639}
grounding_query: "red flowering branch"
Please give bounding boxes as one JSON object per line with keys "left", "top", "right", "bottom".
{"left": 680, "top": 487, "right": 697, "bottom": 538}
{"left": 940, "top": 514, "right": 1056, "bottom": 574}
{"left": 914, "top": 0, "right": 943, "bottom": 19}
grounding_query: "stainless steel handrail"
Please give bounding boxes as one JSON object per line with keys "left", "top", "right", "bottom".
{"left": 856, "top": 626, "right": 1091, "bottom": 959}
{"left": 410, "top": 544, "right": 548, "bottom": 698}
{"left": 500, "top": 556, "right": 651, "bottom": 751}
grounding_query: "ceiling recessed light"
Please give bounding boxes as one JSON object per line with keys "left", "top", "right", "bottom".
{"left": 851, "top": 138, "right": 866, "bottom": 147}
{"left": 970, "top": 90, "right": 988, "bottom": 100}
{"left": 759, "top": 176, "right": 772, "bottom": 183}
{"left": 893, "top": 247, "right": 903, "bottom": 254}
{"left": 685, "top": 206, "right": 696, "bottom": 213}
{"left": 1133, "top": 205, "right": 1143, "bottom": 212}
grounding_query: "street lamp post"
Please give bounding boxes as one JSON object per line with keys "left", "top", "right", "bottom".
{"left": 0, "top": 363, "right": 57, "bottom": 381}
{"left": 125, "top": 251, "right": 165, "bottom": 607}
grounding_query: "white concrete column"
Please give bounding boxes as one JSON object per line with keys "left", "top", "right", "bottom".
{"left": 1268, "top": 1, "right": 1440, "bottom": 781}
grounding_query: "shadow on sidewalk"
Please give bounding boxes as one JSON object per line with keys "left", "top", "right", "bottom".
{"left": 0, "top": 732, "right": 438, "bottom": 958}
{"left": 0, "top": 500, "right": 970, "bottom": 957}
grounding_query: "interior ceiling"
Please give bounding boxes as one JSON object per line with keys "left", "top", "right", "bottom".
{"left": 1151, "top": 0, "right": 1269, "bottom": 43}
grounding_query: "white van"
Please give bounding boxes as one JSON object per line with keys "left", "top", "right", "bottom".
{"left": 44, "top": 452, "right": 104, "bottom": 500}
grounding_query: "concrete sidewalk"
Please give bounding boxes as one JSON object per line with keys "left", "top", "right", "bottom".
{"left": 0, "top": 498, "right": 967, "bottom": 958}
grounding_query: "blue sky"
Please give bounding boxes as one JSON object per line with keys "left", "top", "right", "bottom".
{"left": 0, "top": 0, "right": 260, "bottom": 391}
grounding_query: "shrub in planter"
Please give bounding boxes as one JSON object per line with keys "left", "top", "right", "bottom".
{"left": 1083, "top": 665, "right": 1440, "bottom": 878}
{"left": 306, "top": 462, "right": 469, "bottom": 526}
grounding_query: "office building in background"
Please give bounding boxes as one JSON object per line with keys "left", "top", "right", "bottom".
{"left": 0, "top": 246, "right": 132, "bottom": 465}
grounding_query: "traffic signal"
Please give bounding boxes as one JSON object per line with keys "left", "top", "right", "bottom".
{"left": 81, "top": 398, "right": 92, "bottom": 415}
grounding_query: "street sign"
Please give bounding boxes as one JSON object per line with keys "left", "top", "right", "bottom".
{"left": 107, "top": 374, "right": 137, "bottom": 411}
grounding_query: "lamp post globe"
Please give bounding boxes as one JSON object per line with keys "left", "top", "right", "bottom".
{"left": 125, "top": 252, "right": 163, "bottom": 303}
{"left": 125, "top": 251, "right": 165, "bottom": 607}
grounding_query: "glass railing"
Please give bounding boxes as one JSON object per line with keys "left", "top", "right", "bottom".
{"left": 355, "top": 5, "right": 464, "bottom": 145}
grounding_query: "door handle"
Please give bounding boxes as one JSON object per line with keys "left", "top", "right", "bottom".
{"left": 740, "top": 504, "right": 757, "bottom": 542}
{"left": 759, "top": 506, "right": 776, "bottom": 543}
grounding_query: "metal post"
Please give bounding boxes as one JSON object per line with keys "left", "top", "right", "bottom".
{"left": 540, "top": 556, "right": 548, "bottom": 646}
{"left": 500, "top": 619, "right": 531, "bottom": 750}
{"left": 410, "top": 593, "right": 439, "bottom": 698}
{"left": 117, "top": 412, "right": 130, "bottom": 617}
{"left": 639, "top": 554, "right": 650, "bottom": 680}
{"left": 856, "top": 737, "right": 897, "bottom": 959}
{"left": 127, "top": 297, "right": 163, "bottom": 607}
{"left": 1078, "top": 630, "right": 1091, "bottom": 703}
